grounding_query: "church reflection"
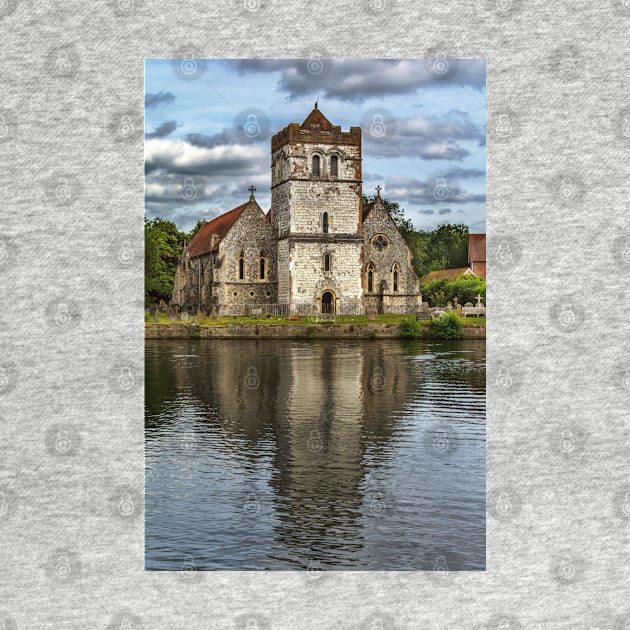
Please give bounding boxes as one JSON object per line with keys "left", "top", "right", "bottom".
{"left": 145, "top": 338, "right": 485, "bottom": 568}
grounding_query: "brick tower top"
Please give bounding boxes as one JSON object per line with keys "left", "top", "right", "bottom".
{"left": 271, "top": 103, "right": 361, "bottom": 153}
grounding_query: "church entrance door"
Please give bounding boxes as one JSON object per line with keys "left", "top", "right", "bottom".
{"left": 321, "top": 291, "right": 335, "bottom": 314}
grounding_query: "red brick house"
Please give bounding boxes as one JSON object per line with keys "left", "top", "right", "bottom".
{"left": 468, "top": 233, "right": 486, "bottom": 280}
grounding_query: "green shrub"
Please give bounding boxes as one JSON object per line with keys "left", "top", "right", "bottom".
{"left": 448, "top": 274, "right": 486, "bottom": 305}
{"left": 399, "top": 315, "right": 421, "bottom": 339}
{"left": 421, "top": 274, "right": 486, "bottom": 307}
{"left": 428, "top": 311, "right": 463, "bottom": 339}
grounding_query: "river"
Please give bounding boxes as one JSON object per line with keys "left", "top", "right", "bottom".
{"left": 145, "top": 338, "right": 485, "bottom": 570}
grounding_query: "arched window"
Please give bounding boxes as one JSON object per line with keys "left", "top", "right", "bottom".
{"left": 259, "top": 257, "right": 266, "bottom": 280}
{"left": 312, "top": 154, "right": 320, "bottom": 177}
{"left": 367, "top": 263, "right": 375, "bottom": 293}
{"left": 323, "top": 253, "right": 331, "bottom": 272}
{"left": 330, "top": 155, "right": 338, "bottom": 177}
{"left": 238, "top": 251, "right": 245, "bottom": 281}
{"left": 392, "top": 263, "right": 400, "bottom": 293}
{"left": 322, "top": 212, "right": 329, "bottom": 233}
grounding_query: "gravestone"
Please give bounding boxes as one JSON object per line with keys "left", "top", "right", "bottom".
{"left": 475, "top": 293, "right": 484, "bottom": 307}
{"left": 182, "top": 312, "right": 189, "bottom": 322}
{"left": 158, "top": 299, "right": 168, "bottom": 312}
{"left": 453, "top": 297, "right": 462, "bottom": 316}
{"left": 367, "top": 308, "right": 378, "bottom": 320}
{"left": 196, "top": 310, "right": 205, "bottom": 320}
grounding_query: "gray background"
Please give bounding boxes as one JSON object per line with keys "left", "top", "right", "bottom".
{"left": 1, "top": 0, "right": 629, "bottom": 628}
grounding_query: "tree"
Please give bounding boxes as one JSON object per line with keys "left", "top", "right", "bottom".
{"left": 145, "top": 218, "right": 187, "bottom": 304}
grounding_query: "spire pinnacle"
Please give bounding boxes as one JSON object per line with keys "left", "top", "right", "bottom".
{"left": 248, "top": 185, "right": 256, "bottom": 200}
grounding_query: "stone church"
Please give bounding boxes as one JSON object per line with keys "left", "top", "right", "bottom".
{"left": 171, "top": 105, "right": 421, "bottom": 316}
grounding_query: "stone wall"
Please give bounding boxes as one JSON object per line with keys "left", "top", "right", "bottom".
{"left": 288, "top": 240, "right": 363, "bottom": 315}
{"left": 362, "top": 199, "right": 421, "bottom": 313}
{"left": 216, "top": 202, "right": 278, "bottom": 315}
{"left": 145, "top": 323, "right": 486, "bottom": 339}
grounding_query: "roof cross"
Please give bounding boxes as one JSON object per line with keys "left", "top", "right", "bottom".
{"left": 375, "top": 185, "right": 382, "bottom": 196}
{"left": 248, "top": 185, "right": 256, "bottom": 197}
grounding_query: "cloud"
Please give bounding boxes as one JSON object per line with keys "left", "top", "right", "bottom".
{"left": 443, "top": 167, "right": 485, "bottom": 179}
{"left": 145, "top": 91, "right": 176, "bottom": 108}
{"left": 146, "top": 120, "right": 178, "bottom": 139}
{"left": 384, "top": 176, "right": 486, "bottom": 205}
{"left": 144, "top": 135, "right": 271, "bottom": 230}
{"left": 419, "top": 209, "right": 435, "bottom": 215}
{"left": 229, "top": 59, "right": 485, "bottom": 102}
{"left": 362, "top": 110, "right": 484, "bottom": 160}
{"left": 144, "top": 138, "right": 267, "bottom": 175}
{"left": 438, "top": 208, "right": 452, "bottom": 215}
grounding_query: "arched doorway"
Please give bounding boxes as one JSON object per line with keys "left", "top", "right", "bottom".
{"left": 321, "top": 291, "right": 335, "bottom": 314}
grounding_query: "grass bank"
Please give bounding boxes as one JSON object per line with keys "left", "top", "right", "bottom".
{"left": 145, "top": 312, "right": 485, "bottom": 328}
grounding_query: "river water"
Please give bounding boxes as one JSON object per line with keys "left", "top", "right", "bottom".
{"left": 145, "top": 338, "right": 485, "bottom": 570}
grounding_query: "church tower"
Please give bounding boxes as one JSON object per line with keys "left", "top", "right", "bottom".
{"left": 270, "top": 105, "right": 364, "bottom": 315}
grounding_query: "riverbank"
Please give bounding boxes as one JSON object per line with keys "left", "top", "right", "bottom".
{"left": 145, "top": 322, "right": 485, "bottom": 339}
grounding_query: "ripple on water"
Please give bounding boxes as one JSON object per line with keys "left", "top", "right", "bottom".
{"left": 145, "top": 338, "right": 485, "bottom": 570}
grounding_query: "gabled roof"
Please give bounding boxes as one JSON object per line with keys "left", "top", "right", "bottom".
{"left": 187, "top": 201, "right": 249, "bottom": 258}
{"left": 421, "top": 267, "right": 477, "bottom": 283}
{"left": 362, "top": 194, "right": 385, "bottom": 222}
{"left": 468, "top": 233, "right": 486, "bottom": 263}
{"left": 301, "top": 105, "right": 334, "bottom": 131}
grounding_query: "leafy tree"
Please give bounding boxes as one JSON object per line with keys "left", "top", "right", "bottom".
{"left": 145, "top": 218, "right": 187, "bottom": 304}
{"left": 421, "top": 278, "right": 450, "bottom": 306}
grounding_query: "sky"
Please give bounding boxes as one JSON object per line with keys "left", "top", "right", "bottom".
{"left": 145, "top": 58, "right": 486, "bottom": 234}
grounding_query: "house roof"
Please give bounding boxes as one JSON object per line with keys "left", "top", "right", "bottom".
{"left": 468, "top": 233, "right": 486, "bottom": 263}
{"left": 301, "top": 105, "right": 334, "bottom": 131}
{"left": 187, "top": 201, "right": 249, "bottom": 258}
{"left": 421, "top": 267, "right": 476, "bottom": 283}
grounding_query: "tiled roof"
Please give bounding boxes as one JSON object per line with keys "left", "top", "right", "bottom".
{"left": 468, "top": 233, "right": 486, "bottom": 263}
{"left": 421, "top": 267, "right": 475, "bottom": 283}
{"left": 301, "top": 106, "right": 334, "bottom": 131}
{"left": 187, "top": 202, "right": 249, "bottom": 258}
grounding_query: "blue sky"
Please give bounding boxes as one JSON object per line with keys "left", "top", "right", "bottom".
{"left": 145, "top": 59, "right": 485, "bottom": 233}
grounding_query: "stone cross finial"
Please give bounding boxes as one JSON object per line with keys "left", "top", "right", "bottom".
{"left": 248, "top": 185, "right": 256, "bottom": 197}
{"left": 475, "top": 293, "right": 482, "bottom": 307}
{"left": 375, "top": 185, "right": 382, "bottom": 196}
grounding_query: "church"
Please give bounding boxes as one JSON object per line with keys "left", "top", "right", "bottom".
{"left": 171, "top": 105, "right": 421, "bottom": 316}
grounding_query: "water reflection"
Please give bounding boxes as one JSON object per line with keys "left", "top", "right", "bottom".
{"left": 145, "top": 339, "right": 485, "bottom": 570}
